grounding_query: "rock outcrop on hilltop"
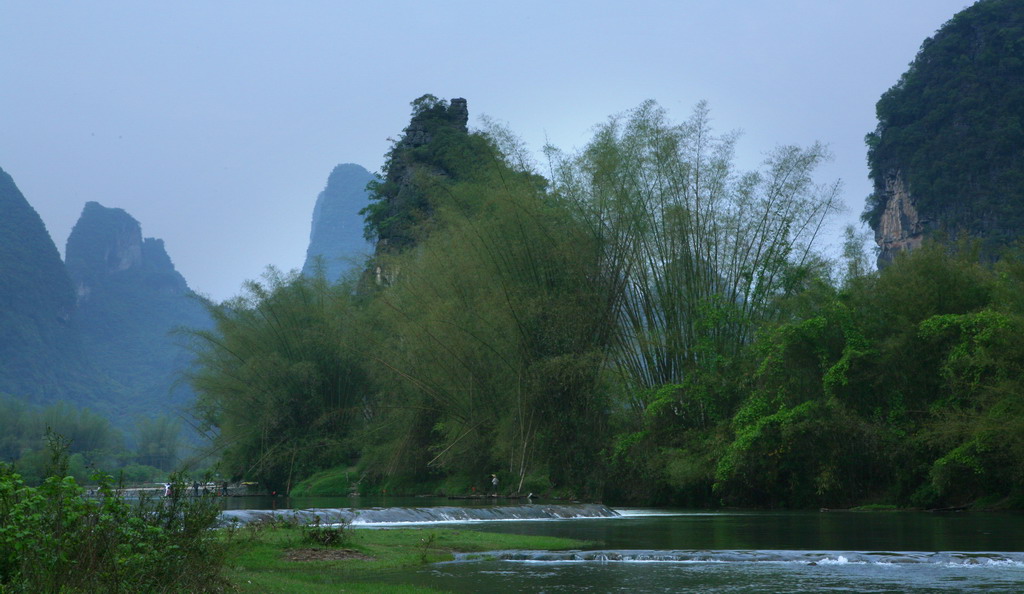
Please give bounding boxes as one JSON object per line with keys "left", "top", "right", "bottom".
{"left": 65, "top": 202, "right": 191, "bottom": 302}
{"left": 362, "top": 95, "right": 471, "bottom": 257}
{"left": 864, "top": 0, "right": 1024, "bottom": 266}
{"left": 357, "top": 95, "right": 476, "bottom": 288}
{"left": 302, "top": 163, "right": 376, "bottom": 282}
{"left": 65, "top": 202, "right": 210, "bottom": 422}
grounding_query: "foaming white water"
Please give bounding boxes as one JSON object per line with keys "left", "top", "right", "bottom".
{"left": 351, "top": 515, "right": 620, "bottom": 527}
{"left": 453, "top": 549, "right": 1024, "bottom": 568}
{"left": 219, "top": 503, "right": 620, "bottom": 527}
{"left": 815, "top": 555, "right": 857, "bottom": 565}
{"left": 611, "top": 509, "right": 686, "bottom": 517}
{"left": 611, "top": 508, "right": 734, "bottom": 518}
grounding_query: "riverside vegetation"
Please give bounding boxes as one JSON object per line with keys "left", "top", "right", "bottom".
{"left": 188, "top": 88, "right": 1024, "bottom": 510}
{"left": 5, "top": 2, "right": 1020, "bottom": 512}
{"left": 0, "top": 435, "right": 584, "bottom": 592}
{"left": 222, "top": 520, "right": 585, "bottom": 593}
{"left": 0, "top": 435, "right": 225, "bottom": 592}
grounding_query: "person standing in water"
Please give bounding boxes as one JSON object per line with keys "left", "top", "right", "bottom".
{"left": 491, "top": 473, "right": 499, "bottom": 497}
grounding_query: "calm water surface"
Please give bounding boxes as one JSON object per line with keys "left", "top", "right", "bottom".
{"left": 226, "top": 497, "right": 1024, "bottom": 592}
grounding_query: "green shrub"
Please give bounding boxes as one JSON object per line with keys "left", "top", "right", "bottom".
{"left": 714, "top": 400, "right": 892, "bottom": 508}
{"left": 0, "top": 435, "right": 226, "bottom": 592}
{"left": 300, "top": 517, "right": 351, "bottom": 547}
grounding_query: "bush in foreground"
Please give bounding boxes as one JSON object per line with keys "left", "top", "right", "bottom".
{"left": 0, "top": 436, "right": 226, "bottom": 592}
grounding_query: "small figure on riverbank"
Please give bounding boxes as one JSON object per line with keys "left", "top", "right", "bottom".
{"left": 193, "top": 481, "right": 200, "bottom": 497}
{"left": 163, "top": 482, "right": 171, "bottom": 497}
{"left": 491, "top": 474, "right": 499, "bottom": 496}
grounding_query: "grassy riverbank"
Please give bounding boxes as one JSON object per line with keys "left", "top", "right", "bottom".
{"left": 223, "top": 524, "right": 590, "bottom": 592}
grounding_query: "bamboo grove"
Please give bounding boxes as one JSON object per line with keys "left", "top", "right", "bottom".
{"left": 186, "top": 97, "right": 1024, "bottom": 508}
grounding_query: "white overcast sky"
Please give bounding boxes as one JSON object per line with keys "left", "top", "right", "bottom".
{"left": 1, "top": 1, "right": 971, "bottom": 301}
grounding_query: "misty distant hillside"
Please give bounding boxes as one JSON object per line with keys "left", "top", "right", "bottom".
{"left": 0, "top": 166, "right": 93, "bottom": 404}
{"left": 66, "top": 202, "right": 211, "bottom": 422}
{"left": 0, "top": 168, "right": 210, "bottom": 426}
{"left": 302, "top": 163, "right": 376, "bottom": 282}
{"left": 1, "top": 159, "right": 379, "bottom": 428}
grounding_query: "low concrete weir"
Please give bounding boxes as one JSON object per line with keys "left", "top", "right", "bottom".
{"left": 450, "top": 549, "right": 1024, "bottom": 566}
{"left": 218, "top": 503, "right": 619, "bottom": 527}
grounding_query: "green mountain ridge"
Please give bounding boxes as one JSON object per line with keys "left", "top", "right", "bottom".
{"left": 0, "top": 175, "right": 210, "bottom": 429}
{"left": 0, "top": 166, "right": 92, "bottom": 405}
{"left": 866, "top": 0, "right": 1024, "bottom": 264}
{"left": 65, "top": 201, "right": 211, "bottom": 424}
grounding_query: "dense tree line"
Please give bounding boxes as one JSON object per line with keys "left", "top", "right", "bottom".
{"left": 189, "top": 95, "right": 1024, "bottom": 508}
{"left": 0, "top": 395, "right": 187, "bottom": 484}
{"left": 708, "top": 242, "right": 1024, "bottom": 508}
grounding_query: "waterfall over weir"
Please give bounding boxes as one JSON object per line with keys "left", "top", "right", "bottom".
{"left": 218, "top": 503, "right": 619, "bottom": 527}
{"left": 452, "top": 549, "right": 1024, "bottom": 567}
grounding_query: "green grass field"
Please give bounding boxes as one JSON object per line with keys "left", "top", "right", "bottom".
{"left": 222, "top": 523, "right": 590, "bottom": 592}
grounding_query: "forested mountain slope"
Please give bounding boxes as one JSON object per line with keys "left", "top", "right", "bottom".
{"left": 0, "top": 167, "right": 93, "bottom": 404}
{"left": 0, "top": 166, "right": 210, "bottom": 429}
{"left": 65, "top": 202, "right": 210, "bottom": 422}
{"left": 865, "top": 0, "right": 1024, "bottom": 265}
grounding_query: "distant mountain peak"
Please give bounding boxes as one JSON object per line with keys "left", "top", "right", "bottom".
{"left": 65, "top": 201, "right": 189, "bottom": 303}
{"left": 66, "top": 202, "right": 144, "bottom": 282}
{"left": 302, "top": 163, "right": 376, "bottom": 282}
{"left": 864, "top": 0, "right": 1024, "bottom": 265}
{"left": 0, "top": 166, "right": 82, "bottom": 403}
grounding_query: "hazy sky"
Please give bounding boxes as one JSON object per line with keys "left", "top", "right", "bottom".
{"left": 1, "top": 1, "right": 971, "bottom": 301}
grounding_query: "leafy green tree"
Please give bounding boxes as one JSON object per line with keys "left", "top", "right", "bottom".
{"left": 916, "top": 265, "right": 1024, "bottom": 504}
{"left": 712, "top": 281, "right": 895, "bottom": 507}
{"left": 360, "top": 126, "right": 617, "bottom": 497}
{"left": 188, "top": 269, "right": 371, "bottom": 491}
{"left": 712, "top": 240, "right": 1024, "bottom": 508}
{"left": 548, "top": 100, "right": 841, "bottom": 403}
{"left": 133, "top": 415, "right": 182, "bottom": 470}
{"left": 544, "top": 101, "right": 840, "bottom": 504}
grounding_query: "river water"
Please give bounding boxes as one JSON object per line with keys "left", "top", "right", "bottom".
{"left": 224, "top": 497, "right": 1024, "bottom": 592}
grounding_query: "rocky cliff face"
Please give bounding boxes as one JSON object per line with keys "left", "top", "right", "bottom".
{"left": 65, "top": 201, "right": 208, "bottom": 421}
{"left": 65, "top": 202, "right": 142, "bottom": 302}
{"left": 302, "top": 163, "right": 376, "bottom": 282}
{"left": 66, "top": 202, "right": 191, "bottom": 299}
{"left": 874, "top": 172, "right": 930, "bottom": 266}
